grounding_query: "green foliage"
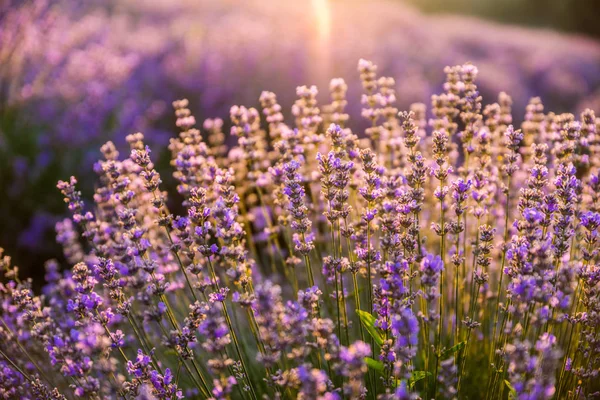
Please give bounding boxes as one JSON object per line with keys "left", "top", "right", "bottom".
{"left": 440, "top": 341, "right": 466, "bottom": 358}
{"left": 364, "top": 357, "right": 384, "bottom": 372}
{"left": 409, "top": 371, "right": 431, "bottom": 389}
{"left": 356, "top": 309, "right": 384, "bottom": 346}
{"left": 505, "top": 379, "right": 517, "bottom": 399}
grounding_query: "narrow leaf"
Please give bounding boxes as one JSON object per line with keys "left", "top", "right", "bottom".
{"left": 440, "top": 341, "right": 466, "bottom": 359}
{"left": 408, "top": 371, "right": 431, "bottom": 389}
{"left": 364, "top": 357, "right": 384, "bottom": 372}
{"left": 356, "top": 309, "right": 384, "bottom": 346}
{"left": 504, "top": 380, "right": 517, "bottom": 399}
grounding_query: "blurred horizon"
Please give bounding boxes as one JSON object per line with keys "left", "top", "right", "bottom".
{"left": 403, "top": 0, "right": 600, "bottom": 39}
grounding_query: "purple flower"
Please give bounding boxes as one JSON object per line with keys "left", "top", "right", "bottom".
{"left": 580, "top": 211, "right": 600, "bottom": 231}
{"left": 522, "top": 208, "right": 544, "bottom": 224}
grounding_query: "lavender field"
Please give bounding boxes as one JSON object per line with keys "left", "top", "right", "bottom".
{"left": 1, "top": 0, "right": 599, "bottom": 399}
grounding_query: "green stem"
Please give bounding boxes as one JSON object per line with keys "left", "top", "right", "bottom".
{"left": 340, "top": 271, "right": 350, "bottom": 345}
{"left": 434, "top": 178, "right": 446, "bottom": 399}
{"left": 454, "top": 231, "right": 461, "bottom": 352}
{"left": 489, "top": 175, "right": 511, "bottom": 371}
{"left": 223, "top": 303, "right": 259, "bottom": 400}
{"left": 0, "top": 317, "right": 56, "bottom": 387}
{"left": 335, "top": 270, "right": 342, "bottom": 343}
{"left": 151, "top": 190, "right": 198, "bottom": 304}
{"left": 301, "top": 233, "right": 316, "bottom": 287}
{"left": 0, "top": 347, "right": 33, "bottom": 382}
{"left": 206, "top": 258, "right": 257, "bottom": 400}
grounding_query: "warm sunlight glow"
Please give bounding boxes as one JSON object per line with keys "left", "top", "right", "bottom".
{"left": 312, "top": 0, "right": 331, "bottom": 43}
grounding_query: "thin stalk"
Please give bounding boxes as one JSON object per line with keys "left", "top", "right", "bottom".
{"left": 127, "top": 314, "right": 164, "bottom": 374}
{"left": 366, "top": 210, "right": 377, "bottom": 398}
{"left": 453, "top": 230, "right": 461, "bottom": 372}
{"left": 433, "top": 176, "right": 446, "bottom": 399}
{"left": 256, "top": 187, "right": 283, "bottom": 274}
{"left": 155, "top": 320, "right": 211, "bottom": 398}
{"left": 94, "top": 310, "right": 129, "bottom": 365}
{"left": 328, "top": 200, "right": 343, "bottom": 344}
{"left": 0, "top": 347, "right": 34, "bottom": 382}
{"left": 557, "top": 280, "right": 584, "bottom": 398}
{"left": 556, "top": 320, "right": 576, "bottom": 399}
{"left": 282, "top": 229, "right": 300, "bottom": 295}
{"left": 127, "top": 218, "right": 212, "bottom": 395}
{"left": 489, "top": 302, "right": 514, "bottom": 399}
{"left": 457, "top": 224, "right": 481, "bottom": 396}
{"left": 0, "top": 317, "right": 56, "bottom": 387}
{"left": 222, "top": 303, "right": 259, "bottom": 400}
{"left": 366, "top": 215, "right": 374, "bottom": 314}
{"left": 174, "top": 362, "right": 182, "bottom": 400}
{"left": 335, "top": 270, "right": 343, "bottom": 344}
{"left": 237, "top": 200, "right": 260, "bottom": 262}
{"left": 461, "top": 212, "right": 469, "bottom": 316}
{"left": 489, "top": 175, "right": 511, "bottom": 369}
{"left": 460, "top": 142, "right": 471, "bottom": 322}
{"left": 76, "top": 207, "right": 208, "bottom": 395}
{"left": 301, "top": 232, "right": 316, "bottom": 287}
{"left": 335, "top": 219, "right": 351, "bottom": 346}
{"left": 346, "top": 215, "right": 365, "bottom": 341}
{"left": 348, "top": 219, "right": 374, "bottom": 399}
{"left": 491, "top": 305, "right": 515, "bottom": 398}
{"left": 521, "top": 303, "right": 536, "bottom": 341}
{"left": 456, "top": 328, "right": 473, "bottom": 395}
{"left": 151, "top": 190, "right": 198, "bottom": 304}
{"left": 245, "top": 305, "right": 282, "bottom": 396}
{"left": 155, "top": 280, "right": 212, "bottom": 397}
{"left": 352, "top": 273, "right": 365, "bottom": 342}
{"left": 206, "top": 258, "right": 258, "bottom": 400}
{"left": 340, "top": 271, "right": 350, "bottom": 345}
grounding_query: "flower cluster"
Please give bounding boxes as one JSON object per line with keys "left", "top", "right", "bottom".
{"left": 4, "top": 0, "right": 600, "bottom": 281}
{"left": 1, "top": 59, "right": 600, "bottom": 400}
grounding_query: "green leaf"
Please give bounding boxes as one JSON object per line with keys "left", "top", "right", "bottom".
{"left": 408, "top": 371, "right": 431, "bottom": 389}
{"left": 356, "top": 309, "right": 384, "bottom": 346}
{"left": 440, "top": 341, "right": 466, "bottom": 359}
{"left": 504, "top": 380, "right": 517, "bottom": 399}
{"left": 364, "top": 357, "right": 384, "bottom": 372}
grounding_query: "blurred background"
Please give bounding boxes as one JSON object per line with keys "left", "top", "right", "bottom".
{"left": 405, "top": 0, "right": 600, "bottom": 38}
{"left": 2, "top": 0, "right": 600, "bottom": 282}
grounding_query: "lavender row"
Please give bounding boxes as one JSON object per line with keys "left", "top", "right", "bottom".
{"left": 1, "top": 58, "right": 599, "bottom": 399}
{"left": 3, "top": 0, "right": 600, "bottom": 269}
